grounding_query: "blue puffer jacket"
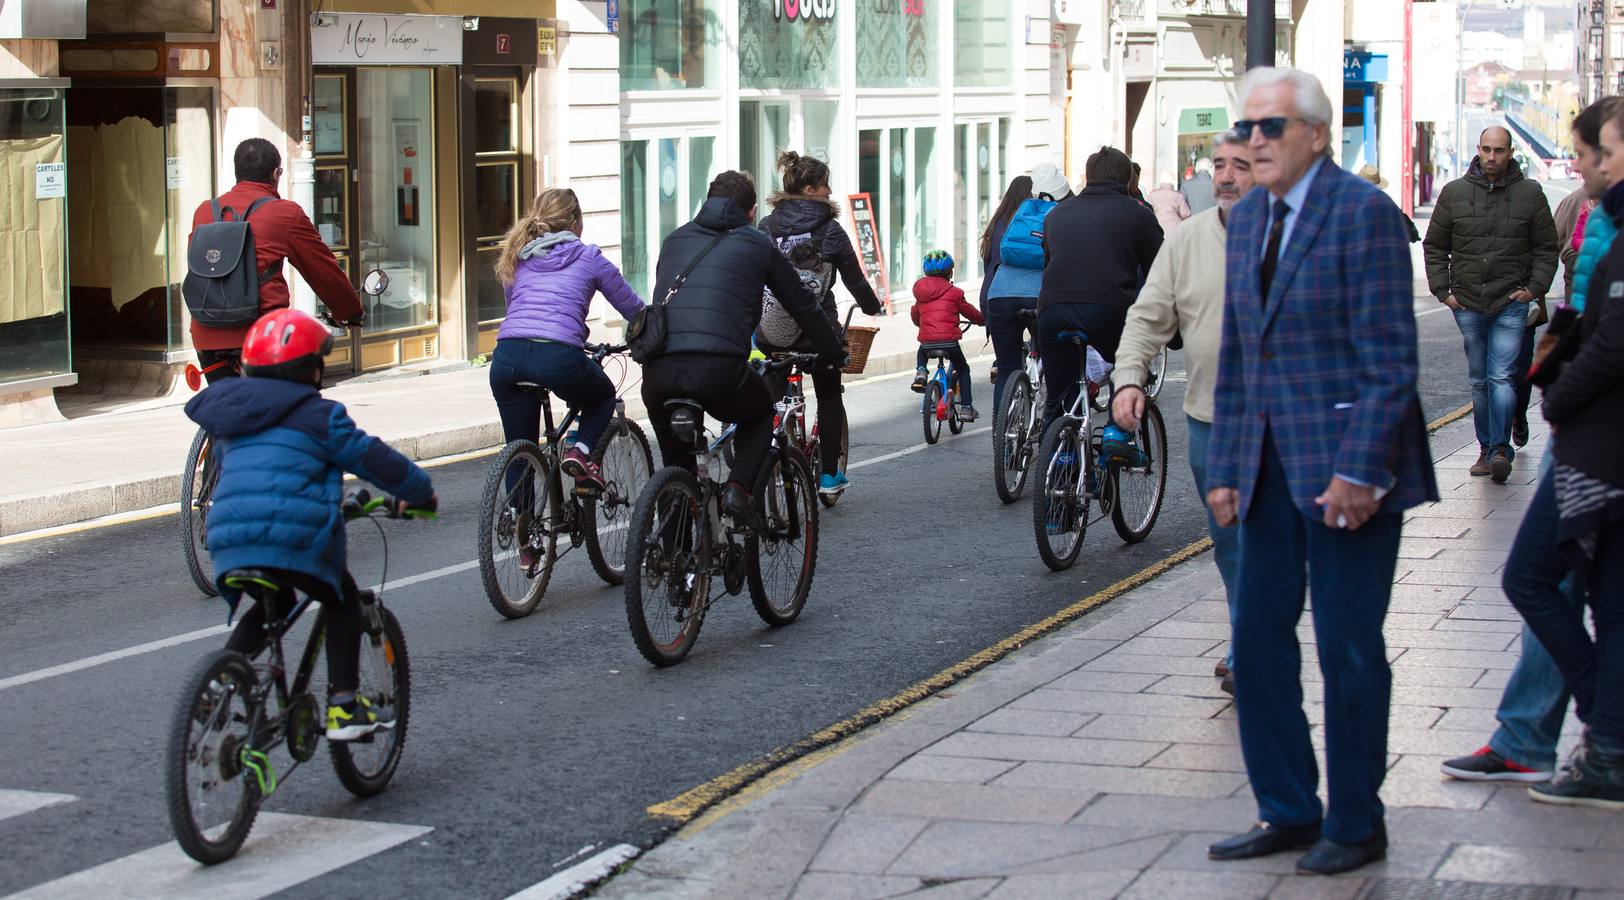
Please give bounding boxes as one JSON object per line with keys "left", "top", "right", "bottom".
{"left": 1572, "top": 181, "right": 1624, "bottom": 312}
{"left": 185, "top": 377, "right": 434, "bottom": 610}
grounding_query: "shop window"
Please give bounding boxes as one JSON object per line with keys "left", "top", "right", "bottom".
{"left": 954, "top": 0, "right": 1012, "bottom": 88}
{"left": 860, "top": 125, "right": 937, "bottom": 289}
{"left": 952, "top": 118, "right": 1009, "bottom": 281}
{"left": 688, "top": 136, "right": 716, "bottom": 218}
{"left": 622, "top": 0, "right": 721, "bottom": 90}
{"left": 621, "top": 135, "right": 719, "bottom": 301}
{"left": 621, "top": 140, "right": 651, "bottom": 300}
{"left": 474, "top": 80, "right": 517, "bottom": 153}
{"left": 857, "top": 0, "right": 937, "bottom": 89}
{"left": 0, "top": 88, "right": 70, "bottom": 385}
{"left": 740, "top": 100, "right": 791, "bottom": 191}
{"left": 356, "top": 68, "right": 437, "bottom": 335}
{"left": 475, "top": 77, "right": 522, "bottom": 326}
{"left": 312, "top": 76, "right": 348, "bottom": 158}
{"left": 740, "top": 0, "right": 839, "bottom": 90}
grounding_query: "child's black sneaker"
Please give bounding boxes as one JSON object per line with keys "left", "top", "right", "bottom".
{"left": 910, "top": 367, "right": 927, "bottom": 393}
{"left": 326, "top": 696, "right": 395, "bottom": 741}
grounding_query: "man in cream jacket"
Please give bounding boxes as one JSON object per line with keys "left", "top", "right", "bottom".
{"left": 1111, "top": 129, "right": 1253, "bottom": 694}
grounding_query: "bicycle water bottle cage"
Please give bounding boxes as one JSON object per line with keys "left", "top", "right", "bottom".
{"left": 1057, "top": 330, "right": 1090, "bottom": 345}
{"left": 665, "top": 400, "right": 705, "bottom": 446}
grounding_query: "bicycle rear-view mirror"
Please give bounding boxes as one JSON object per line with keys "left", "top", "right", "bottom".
{"left": 362, "top": 269, "right": 390, "bottom": 296}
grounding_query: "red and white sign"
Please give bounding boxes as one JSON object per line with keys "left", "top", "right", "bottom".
{"left": 495, "top": 33, "right": 510, "bottom": 54}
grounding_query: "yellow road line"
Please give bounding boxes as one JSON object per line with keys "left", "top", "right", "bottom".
{"left": 645, "top": 398, "right": 1482, "bottom": 827}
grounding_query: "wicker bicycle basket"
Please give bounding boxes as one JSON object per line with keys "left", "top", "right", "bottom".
{"left": 841, "top": 324, "right": 880, "bottom": 374}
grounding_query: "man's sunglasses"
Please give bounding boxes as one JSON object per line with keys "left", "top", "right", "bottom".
{"left": 1232, "top": 117, "right": 1305, "bottom": 140}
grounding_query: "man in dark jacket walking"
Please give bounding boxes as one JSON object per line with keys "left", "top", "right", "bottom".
{"left": 1037, "top": 146, "right": 1163, "bottom": 455}
{"left": 643, "top": 171, "right": 844, "bottom": 519}
{"left": 1423, "top": 126, "right": 1560, "bottom": 483}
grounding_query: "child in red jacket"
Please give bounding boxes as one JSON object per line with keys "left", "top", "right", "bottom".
{"left": 910, "top": 251, "right": 985, "bottom": 421}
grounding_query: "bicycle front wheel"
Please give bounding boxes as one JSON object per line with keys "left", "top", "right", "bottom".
{"left": 330, "top": 604, "right": 410, "bottom": 796}
{"left": 748, "top": 446, "right": 819, "bottom": 626}
{"left": 625, "top": 467, "right": 709, "bottom": 666}
{"left": 923, "top": 382, "right": 943, "bottom": 445}
{"left": 993, "top": 373, "right": 1032, "bottom": 504}
{"left": 180, "top": 428, "right": 220, "bottom": 597}
{"left": 1146, "top": 346, "right": 1169, "bottom": 400}
{"left": 477, "top": 441, "right": 561, "bottom": 619}
{"left": 166, "top": 649, "right": 260, "bottom": 865}
{"left": 1110, "top": 401, "right": 1168, "bottom": 544}
{"left": 1033, "top": 418, "right": 1090, "bottom": 571}
{"left": 586, "top": 419, "right": 654, "bottom": 586}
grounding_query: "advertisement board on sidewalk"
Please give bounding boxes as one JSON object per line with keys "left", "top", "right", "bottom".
{"left": 846, "top": 193, "right": 891, "bottom": 314}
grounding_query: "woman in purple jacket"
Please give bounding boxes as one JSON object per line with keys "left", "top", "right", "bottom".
{"left": 492, "top": 188, "right": 645, "bottom": 491}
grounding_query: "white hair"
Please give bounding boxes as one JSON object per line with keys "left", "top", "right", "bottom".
{"left": 1214, "top": 128, "right": 1249, "bottom": 150}
{"left": 1237, "top": 66, "right": 1334, "bottom": 127}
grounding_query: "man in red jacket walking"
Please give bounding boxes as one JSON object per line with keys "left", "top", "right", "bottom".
{"left": 910, "top": 250, "right": 985, "bottom": 420}
{"left": 190, "top": 138, "right": 364, "bottom": 383}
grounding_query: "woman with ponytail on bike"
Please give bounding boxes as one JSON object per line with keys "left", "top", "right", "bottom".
{"left": 758, "top": 151, "right": 885, "bottom": 497}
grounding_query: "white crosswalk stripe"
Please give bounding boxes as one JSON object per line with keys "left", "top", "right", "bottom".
{"left": 6, "top": 812, "right": 430, "bottom": 900}
{"left": 0, "top": 789, "right": 75, "bottom": 824}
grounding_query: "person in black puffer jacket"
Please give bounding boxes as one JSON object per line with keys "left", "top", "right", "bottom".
{"left": 757, "top": 151, "right": 885, "bottom": 495}
{"left": 644, "top": 171, "right": 844, "bottom": 520}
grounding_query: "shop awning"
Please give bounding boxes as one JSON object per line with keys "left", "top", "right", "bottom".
{"left": 0, "top": 0, "right": 87, "bottom": 39}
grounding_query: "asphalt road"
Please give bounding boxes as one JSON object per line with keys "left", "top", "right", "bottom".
{"left": 0, "top": 299, "right": 1485, "bottom": 898}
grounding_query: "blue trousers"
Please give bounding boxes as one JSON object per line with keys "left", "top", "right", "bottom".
{"left": 1452, "top": 303, "right": 1527, "bottom": 458}
{"left": 1187, "top": 416, "right": 1242, "bottom": 670}
{"left": 490, "top": 339, "right": 616, "bottom": 451}
{"left": 985, "top": 295, "right": 1037, "bottom": 411}
{"left": 1233, "top": 437, "right": 1401, "bottom": 844}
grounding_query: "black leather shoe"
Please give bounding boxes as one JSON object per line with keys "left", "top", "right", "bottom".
{"left": 722, "top": 482, "right": 763, "bottom": 531}
{"left": 1208, "top": 821, "right": 1322, "bottom": 861}
{"left": 1295, "top": 825, "right": 1387, "bottom": 876}
{"left": 1219, "top": 674, "right": 1235, "bottom": 696}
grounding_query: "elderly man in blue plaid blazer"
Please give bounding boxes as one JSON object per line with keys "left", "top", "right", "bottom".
{"left": 1204, "top": 68, "right": 1439, "bottom": 876}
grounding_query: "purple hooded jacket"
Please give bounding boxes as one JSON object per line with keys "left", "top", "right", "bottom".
{"left": 498, "top": 232, "right": 646, "bottom": 345}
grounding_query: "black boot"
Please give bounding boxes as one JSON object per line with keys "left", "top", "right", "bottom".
{"left": 1529, "top": 734, "right": 1624, "bottom": 810}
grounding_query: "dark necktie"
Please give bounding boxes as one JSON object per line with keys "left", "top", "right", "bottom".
{"left": 1260, "top": 198, "right": 1290, "bottom": 300}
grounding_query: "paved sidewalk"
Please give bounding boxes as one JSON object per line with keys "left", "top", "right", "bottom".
{"left": 597, "top": 417, "right": 1623, "bottom": 900}
{"left": 0, "top": 302, "right": 975, "bottom": 537}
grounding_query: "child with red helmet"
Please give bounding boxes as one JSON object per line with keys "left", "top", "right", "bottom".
{"left": 910, "top": 250, "right": 985, "bottom": 421}
{"left": 185, "top": 308, "right": 438, "bottom": 740}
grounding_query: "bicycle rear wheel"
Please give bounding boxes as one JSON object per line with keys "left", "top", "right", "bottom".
{"left": 1033, "top": 418, "right": 1090, "bottom": 571}
{"left": 180, "top": 428, "right": 220, "bottom": 597}
{"left": 1146, "top": 346, "right": 1169, "bottom": 399}
{"left": 923, "top": 382, "right": 943, "bottom": 445}
{"left": 1110, "top": 401, "right": 1168, "bottom": 544}
{"left": 166, "top": 649, "right": 259, "bottom": 865}
{"left": 625, "top": 467, "right": 709, "bottom": 666}
{"left": 586, "top": 419, "right": 654, "bottom": 586}
{"left": 477, "top": 441, "right": 561, "bottom": 619}
{"left": 330, "top": 604, "right": 410, "bottom": 796}
{"left": 748, "top": 446, "right": 819, "bottom": 626}
{"left": 993, "top": 373, "right": 1034, "bottom": 504}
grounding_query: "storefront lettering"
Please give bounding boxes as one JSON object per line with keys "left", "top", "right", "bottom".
{"left": 774, "top": 0, "right": 836, "bottom": 22}
{"left": 326, "top": 15, "right": 455, "bottom": 63}
{"left": 868, "top": 0, "right": 924, "bottom": 15}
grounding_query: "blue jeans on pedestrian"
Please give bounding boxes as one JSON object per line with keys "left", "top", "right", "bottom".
{"left": 1487, "top": 450, "right": 1577, "bottom": 770}
{"left": 1452, "top": 302, "right": 1527, "bottom": 458}
{"left": 1187, "top": 416, "right": 1241, "bottom": 670}
{"left": 490, "top": 338, "right": 616, "bottom": 451}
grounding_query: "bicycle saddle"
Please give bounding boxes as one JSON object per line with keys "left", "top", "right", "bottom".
{"left": 1017, "top": 308, "right": 1038, "bottom": 326}
{"left": 221, "top": 568, "right": 286, "bottom": 598}
{"left": 1057, "top": 330, "right": 1090, "bottom": 344}
{"left": 922, "top": 348, "right": 955, "bottom": 360}
{"left": 665, "top": 400, "right": 705, "bottom": 445}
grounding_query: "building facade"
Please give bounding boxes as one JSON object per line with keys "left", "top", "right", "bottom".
{"left": 1578, "top": 0, "right": 1623, "bottom": 105}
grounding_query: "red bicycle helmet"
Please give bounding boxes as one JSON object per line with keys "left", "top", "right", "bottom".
{"left": 241, "top": 308, "right": 332, "bottom": 382}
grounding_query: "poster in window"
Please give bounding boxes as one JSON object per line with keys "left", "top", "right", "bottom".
{"left": 394, "top": 120, "right": 421, "bottom": 227}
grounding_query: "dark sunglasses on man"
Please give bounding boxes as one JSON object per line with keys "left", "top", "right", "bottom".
{"left": 1232, "top": 117, "right": 1308, "bottom": 140}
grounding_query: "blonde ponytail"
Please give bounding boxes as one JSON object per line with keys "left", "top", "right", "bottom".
{"left": 496, "top": 188, "right": 582, "bottom": 285}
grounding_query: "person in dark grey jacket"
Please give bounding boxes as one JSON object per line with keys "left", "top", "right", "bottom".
{"left": 1423, "top": 126, "right": 1560, "bottom": 483}
{"left": 643, "top": 171, "right": 844, "bottom": 519}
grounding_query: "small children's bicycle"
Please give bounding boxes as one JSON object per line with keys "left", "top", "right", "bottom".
{"left": 920, "top": 321, "right": 974, "bottom": 445}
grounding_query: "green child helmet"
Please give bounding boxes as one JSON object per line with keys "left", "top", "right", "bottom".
{"left": 922, "top": 249, "right": 954, "bottom": 277}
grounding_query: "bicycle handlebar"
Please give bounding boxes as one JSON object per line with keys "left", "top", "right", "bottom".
{"left": 343, "top": 488, "right": 438, "bottom": 521}
{"left": 584, "top": 342, "right": 630, "bottom": 361}
{"left": 318, "top": 308, "right": 366, "bottom": 329}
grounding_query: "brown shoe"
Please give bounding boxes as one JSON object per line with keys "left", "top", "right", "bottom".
{"left": 1490, "top": 450, "right": 1513, "bottom": 484}
{"left": 1469, "top": 451, "right": 1492, "bottom": 477}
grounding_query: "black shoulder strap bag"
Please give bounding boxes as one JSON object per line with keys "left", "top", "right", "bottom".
{"left": 627, "top": 230, "right": 730, "bottom": 365}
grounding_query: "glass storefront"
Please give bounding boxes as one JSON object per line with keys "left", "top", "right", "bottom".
{"left": 739, "top": 0, "right": 839, "bottom": 89}
{"left": 951, "top": 118, "right": 1011, "bottom": 280}
{"left": 356, "top": 68, "right": 437, "bottom": 335}
{"left": 858, "top": 124, "right": 938, "bottom": 288}
{"left": 622, "top": 0, "right": 721, "bottom": 90}
{"left": 474, "top": 76, "right": 522, "bottom": 327}
{"left": 0, "top": 86, "right": 70, "bottom": 385}
{"left": 621, "top": 134, "right": 719, "bottom": 300}
{"left": 954, "top": 0, "right": 1012, "bottom": 88}
{"left": 857, "top": 1, "right": 936, "bottom": 89}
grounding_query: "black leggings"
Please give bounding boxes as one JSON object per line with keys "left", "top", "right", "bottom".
{"left": 226, "top": 569, "right": 363, "bottom": 693}
{"left": 643, "top": 354, "right": 775, "bottom": 489}
{"left": 917, "top": 343, "right": 974, "bottom": 407}
{"left": 764, "top": 364, "right": 846, "bottom": 476}
{"left": 1038, "top": 303, "right": 1125, "bottom": 422}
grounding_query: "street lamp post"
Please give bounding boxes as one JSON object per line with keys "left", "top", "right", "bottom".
{"left": 1247, "top": 0, "right": 1276, "bottom": 70}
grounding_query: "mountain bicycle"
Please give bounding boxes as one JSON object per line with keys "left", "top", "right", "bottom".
{"left": 767, "top": 353, "right": 848, "bottom": 508}
{"left": 476, "top": 342, "right": 653, "bottom": 619}
{"left": 1032, "top": 328, "right": 1168, "bottom": 571}
{"left": 166, "top": 489, "right": 432, "bottom": 865}
{"left": 992, "top": 309, "right": 1046, "bottom": 504}
{"left": 921, "top": 321, "right": 975, "bottom": 445}
{"left": 623, "top": 354, "right": 821, "bottom": 667}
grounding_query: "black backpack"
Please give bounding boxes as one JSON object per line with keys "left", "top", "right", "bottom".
{"left": 183, "top": 198, "right": 283, "bottom": 328}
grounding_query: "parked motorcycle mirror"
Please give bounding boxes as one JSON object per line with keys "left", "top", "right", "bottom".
{"left": 362, "top": 269, "right": 390, "bottom": 296}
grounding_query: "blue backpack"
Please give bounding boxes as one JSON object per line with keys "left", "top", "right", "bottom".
{"left": 998, "top": 197, "right": 1056, "bottom": 270}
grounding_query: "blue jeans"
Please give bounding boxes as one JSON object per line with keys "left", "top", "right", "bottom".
{"left": 1187, "top": 416, "right": 1242, "bottom": 670}
{"left": 985, "top": 295, "right": 1037, "bottom": 411}
{"left": 490, "top": 339, "right": 616, "bottom": 451}
{"left": 1233, "top": 434, "right": 1401, "bottom": 844}
{"left": 1452, "top": 303, "right": 1528, "bottom": 458}
{"left": 1488, "top": 451, "right": 1577, "bottom": 770}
